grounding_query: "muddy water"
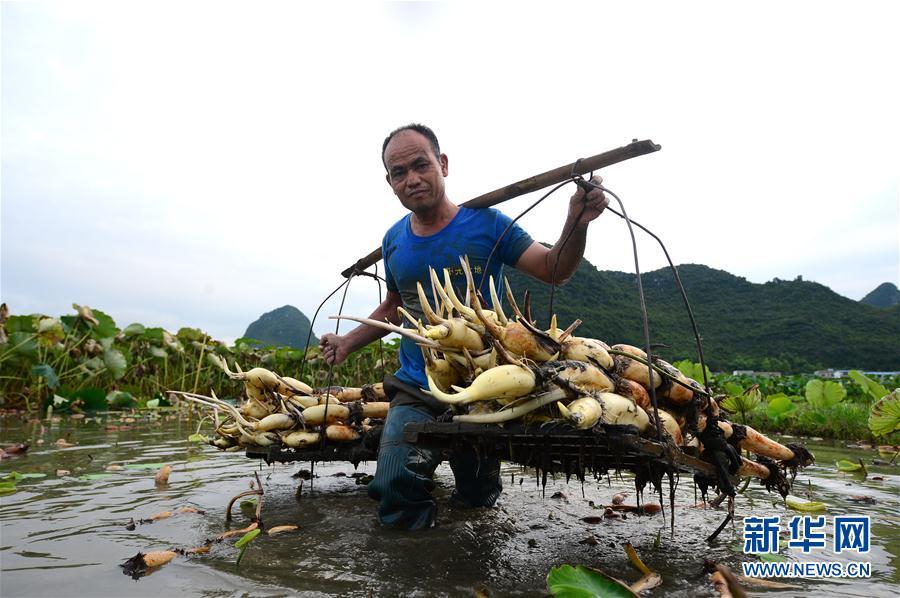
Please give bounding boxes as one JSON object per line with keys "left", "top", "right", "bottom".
{"left": 0, "top": 412, "right": 898, "bottom": 597}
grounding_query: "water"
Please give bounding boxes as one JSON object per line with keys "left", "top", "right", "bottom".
{"left": 1, "top": 412, "right": 898, "bottom": 597}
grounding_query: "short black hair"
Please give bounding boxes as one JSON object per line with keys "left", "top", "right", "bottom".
{"left": 381, "top": 123, "right": 441, "bottom": 169}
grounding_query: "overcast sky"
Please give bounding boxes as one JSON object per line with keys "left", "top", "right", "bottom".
{"left": 2, "top": 1, "right": 898, "bottom": 344}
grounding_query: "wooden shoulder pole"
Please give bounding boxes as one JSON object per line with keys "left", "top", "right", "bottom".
{"left": 340, "top": 138, "right": 661, "bottom": 278}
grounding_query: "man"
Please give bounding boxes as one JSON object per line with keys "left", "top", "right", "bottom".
{"left": 320, "top": 124, "right": 608, "bottom": 529}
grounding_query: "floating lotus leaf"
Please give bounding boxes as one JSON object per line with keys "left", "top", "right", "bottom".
{"left": 785, "top": 495, "right": 827, "bottom": 512}
{"left": 547, "top": 564, "right": 636, "bottom": 598}
{"left": 835, "top": 459, "right": 863, "bottom": 472}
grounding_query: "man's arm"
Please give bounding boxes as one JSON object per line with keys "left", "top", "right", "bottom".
{"left": 320, "top": 290, "right": 404, "bottom": 365}
{"left": 514, "top": 176, "right": 608, "bottom": 284}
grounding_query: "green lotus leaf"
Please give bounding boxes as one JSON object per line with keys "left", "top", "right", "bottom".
{"left": 672, "top": 360, "right": 710, "bottom": 383}
{"left": 785, "top": 496, "right": 827, "bottom": 512}
{"left": 176, "top": 327, "right": 206, "bottom": 342}
{"left": 869, "top": 390, "right": 900, "bottom": 437}
{"left": 766, "top": 394, "right": 796, "bottom": 422}
{"left": 188, "top": 433, "right": 208, "bottom": 443}
{"left": 57, "top": 387, "right": 107, "bottom": 410}
{"left": 31, "top": 364, "right": 60, "bottom": 389}
{"left": 547, "top": 564, "right": 636, "bottom": 598}
{"left": 721, "top": 387, "right": 761, "bottom": 414}
{"left": 145, "top": 398, "right": 160, "bottom": 409}
{"left": 123, "top": 323, "right": 146, "bottom": 337}
{"left": 103, "top": 348, "right": 127, "bottom": 379}
{"left": 235, "top": 528, "right": 262, "bottom": 565}
{"left": 88, "top": 309, "right": 119, "bottom": 340}
{"left": 723, "top": 381, "right": 745, "bottom": 397}
{"left": 6, "top": 315, "right": 38, "bottom": 334}
{"left": 849, "top": 371, "right": 889, "bottom": 402}
{"left": 3, "top": 472, "right": 47, "bottom": 481}
{"left": 142, "top": 327, "right": 165, "bottom": 343}
{"left": 0, "top": 481, "right": 18, "bottom": 495}
{"left": 234, "top": 528, "right": 261, "bottom": 549}
{"left": 8, "top": 332, "right": 38, "bottom": 359}
{"left": 835, "top": 459, "right": 863, "bottom": 472}
{"left": 805, "top": 379, "right": 846, "bottom": 409}
{"left": 106, "top": 390, "right": 136, "bottom": 408}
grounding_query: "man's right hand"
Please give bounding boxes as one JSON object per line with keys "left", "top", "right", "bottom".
{"left": 319, "top": 333, "right": 351, "bottom": 366}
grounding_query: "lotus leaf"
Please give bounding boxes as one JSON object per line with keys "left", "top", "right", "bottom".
{"left": 836, "top": 459, "right": 863, "bottom": 472}
{"left": 235, "top": 528, "right": 261, "bottom": 565}
{"left": 123, "top": 323, "right": 146, "bottom": 336}
{"left": 766, "top": 394, "right": 797, "bottom": 423}
{"left": 785, "top": 496, "right": 827, "bottom": 512}
{"left": 31, "top": 364, "right": 59, "bottom": 389}
{"left": 89, "top": 309, "right": 118, "bottom": 338}
{"left": 805, "top": 379, "right": 846, "bottom": 409}
{"left": 103, "top": 348, "right": 127, "bottom": 379}
{"left": 673, "top": 359, "right": 711, "bottom": 384}
{"left": 849, "top": 370, "right": 889, "bottom": 402}
{"left": 106, "top": 390, "right": 135, "bottom": 408}
{"left": 7, "top": 332, "right": 39, "bottom": 359}
{"left": 177, "top": 327, "right": 207, "bottom": 342}
{"left": 3, "top": 472, "right": 47, "bottom": 481}
{"left": 868, "top": 390, "right": 900, "bottom": 438}
{"left": 547, "top": 564, "right": 636, "bottom": 598}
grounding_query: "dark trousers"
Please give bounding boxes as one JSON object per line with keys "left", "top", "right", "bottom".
{"left": 367, "top": 377, "right": 502, "bottom": 530}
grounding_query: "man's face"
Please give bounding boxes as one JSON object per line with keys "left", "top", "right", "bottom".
{"left": 384, "top": 130, "right": 449, "bottom": 215}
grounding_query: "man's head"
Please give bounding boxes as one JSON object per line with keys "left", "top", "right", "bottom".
{"left": 381, "top": 123, "right": 441, "bottom": 168}
{"left": 382, "top": 123, "right": 450, "bottom": 216}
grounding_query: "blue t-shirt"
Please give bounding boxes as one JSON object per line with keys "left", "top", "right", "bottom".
{"left": 382, "top": 206, "right": 534, "bottom": 389}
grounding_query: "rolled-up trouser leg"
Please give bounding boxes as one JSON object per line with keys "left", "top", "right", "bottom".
{"left": 449, "top": 444, "right": 503, "bottom": 508}
{"left": 367, "top": 404, "right": 442, "bottom": 530}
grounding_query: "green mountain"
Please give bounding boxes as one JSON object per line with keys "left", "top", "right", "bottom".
{"left": 243, "top": 305, "right": 318, "bottom": 349}
{"left": 860, "top": 282, "right": 900, "bottom": 308}
{"left": 504, "top": 262, "right": 900, "bottom": 373}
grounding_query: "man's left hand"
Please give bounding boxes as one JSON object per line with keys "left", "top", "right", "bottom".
{"left": 569, "top": 175, "right": 609, "bottom": 227}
